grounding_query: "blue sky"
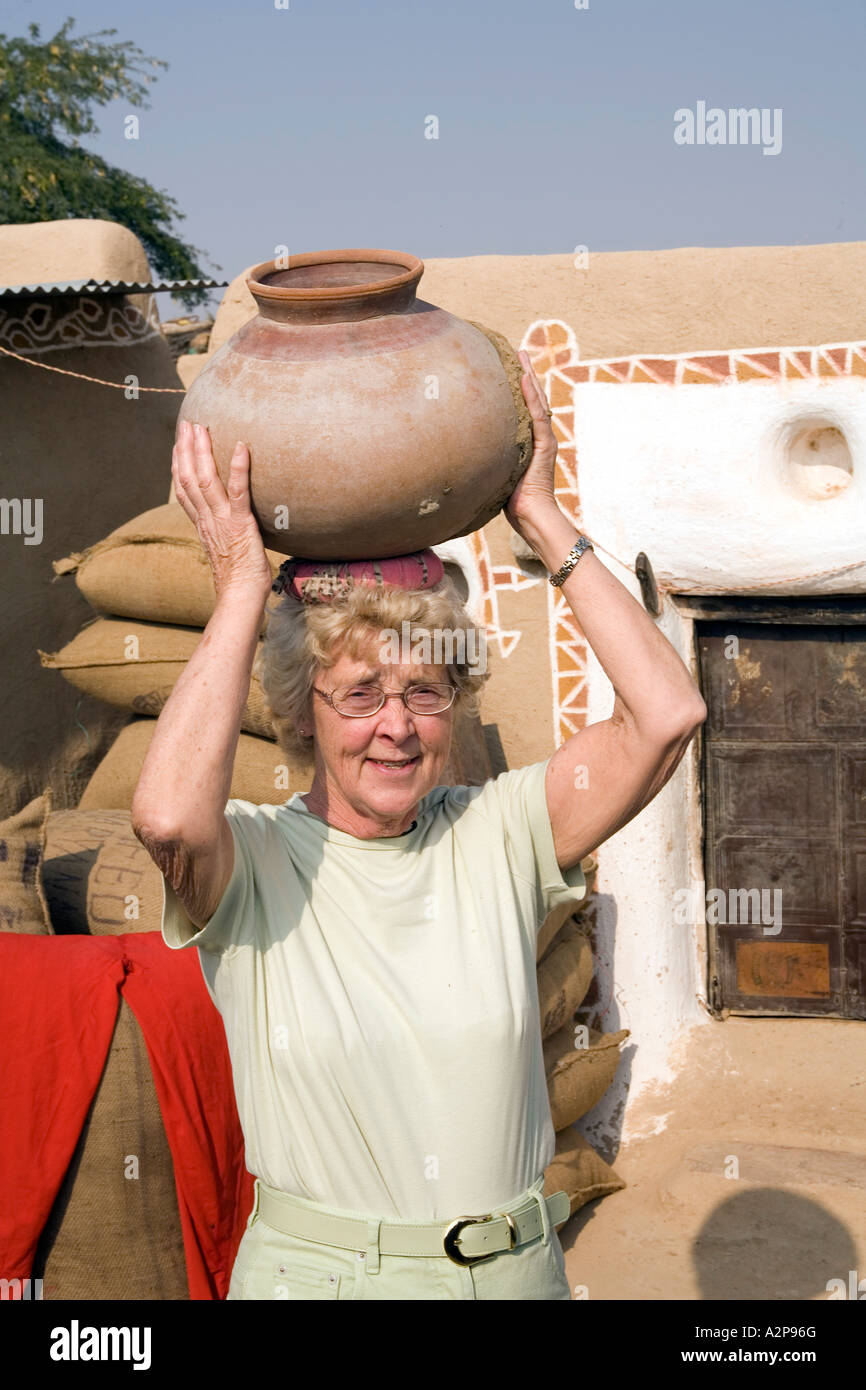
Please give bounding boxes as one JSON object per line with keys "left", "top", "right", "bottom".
{"left": 5, "top": 0, "right": 864, "bottom": 318}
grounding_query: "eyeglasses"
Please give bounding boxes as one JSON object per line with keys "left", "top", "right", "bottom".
{"left": 312, "top": 682, "right": 457, "bottom": 717}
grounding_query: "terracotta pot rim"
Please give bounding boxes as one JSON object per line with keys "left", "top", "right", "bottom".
{"left": 246, "top": 248, "right": 424, "bottom": 301}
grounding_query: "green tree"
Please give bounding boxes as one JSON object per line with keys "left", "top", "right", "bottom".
{"left": 0, "top": 16, "right": 219, "bottom": 310}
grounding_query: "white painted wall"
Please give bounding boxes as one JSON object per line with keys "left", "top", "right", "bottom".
{"left": 432, "top": 536, "right": 486, "bottom": 621}
{"left": 575, "top": 377, "right": 866, "bottom": 596}
{"left": 575, "top": 554, "right": 710, "bottom": 1152}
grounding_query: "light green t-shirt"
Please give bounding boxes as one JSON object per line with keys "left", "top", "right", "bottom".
{"left": 161, "top": 756, "right": 586, "bottom": 1221}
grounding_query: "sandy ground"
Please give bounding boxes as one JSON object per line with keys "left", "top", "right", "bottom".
{"left": 560, "top": 1015, "right": 866, "bottom": 1301}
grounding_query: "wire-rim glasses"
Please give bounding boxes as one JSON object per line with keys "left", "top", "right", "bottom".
{"left": 313, "top": 682, "right": 457, "bottom": 717}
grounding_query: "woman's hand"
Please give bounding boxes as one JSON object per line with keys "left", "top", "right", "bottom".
{"left": 505, "top": 350, "right": 560, "bottom": 535}
{"left": 172, "top": 420, "right": 273, "bottom": 602}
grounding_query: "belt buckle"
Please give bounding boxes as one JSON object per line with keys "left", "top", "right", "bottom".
{"left": 442, "top": 1211, "right": 517, "bottom": 1266}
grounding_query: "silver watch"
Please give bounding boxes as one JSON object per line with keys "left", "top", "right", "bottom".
{"left": 549, "top": 536, "right": 593, "bottom": 587}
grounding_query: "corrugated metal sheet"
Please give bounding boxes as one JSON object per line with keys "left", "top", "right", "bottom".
{"left": 0, "top": 277, "right": 228, "bottom": 299}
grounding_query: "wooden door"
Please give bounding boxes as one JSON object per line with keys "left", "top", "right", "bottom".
{"left": 691, "top": 599, "right": 866, "bottom": 1018}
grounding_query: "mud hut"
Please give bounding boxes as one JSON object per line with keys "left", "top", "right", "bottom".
{"left": 0, "top": 219, "right": 185, "bottom": 816}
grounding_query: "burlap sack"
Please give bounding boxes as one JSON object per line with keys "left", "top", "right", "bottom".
{"left": 39, "top": 617, "right": 275, "bottom": 739}
{"left": 536, "top": 852, "right": 597, "bottom": 961}
{"left": 33, "top": 997, "right": 189, "bottom": 1299}
{"left": 42, "top": 808, "right": 131, "bottom": 934}
{"left": 536, "top": 916, "right": 594, "bottom": 1040}
{"left": 87, "top": 824, "right": 166, "bottom": 935}
{"left": 80, "top": 719, "right": 316, "bottom": 810}
{"left": 52, "top": 502, "right": 284, "bottom": 631}
{"left": 43, "top": 809, "right": 164, "bottom": 936}
{"left": 544, "top": 1023, "right": 630, "bottom": 1131}
{"left": 543, "top": 1125, "right": 626, "bottom": 1226}
{"left": 0, "top": 791, "right": 53, "bottom": 934}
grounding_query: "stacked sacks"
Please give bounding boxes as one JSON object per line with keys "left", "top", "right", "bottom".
{"left": 49, "top": 502, "right": 270, "bottom": 630}
{"left": 539, "top": 907, "right": 630, "bottom": 1132}
{"left": 46, "top": 501, "right": 310, "bottom": 809}
{"left": 0, "top": 792, "right": 53, "bottom": 935}
{"left": 38, "top": 617, "right": 275, "bottom": 737}
{"left": 29, "top": 501, "right": 292, "bottom": 1298}
{"left": 536, "top": 878, "right": 629, "bottom": 1222}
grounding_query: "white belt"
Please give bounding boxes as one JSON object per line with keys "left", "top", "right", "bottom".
{"left": 254, "top": 1179, "right": 571, "bottom": 1266}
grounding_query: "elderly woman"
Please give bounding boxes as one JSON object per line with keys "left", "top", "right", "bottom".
{"left": 132, "top": 352, "right": 706, "bottom": 1301}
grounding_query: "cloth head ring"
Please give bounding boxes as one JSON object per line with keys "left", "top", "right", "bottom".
{"left": 271, "top": 550, "right": 445, "bottom": 604}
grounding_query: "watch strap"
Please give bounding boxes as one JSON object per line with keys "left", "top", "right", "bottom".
{"left": 549, "top": 536, "right": 593, "bottom": 587}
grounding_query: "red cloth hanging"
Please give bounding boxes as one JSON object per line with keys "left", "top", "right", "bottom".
{"left": 0, "top": 932, "right": 254, "bottom": 1299}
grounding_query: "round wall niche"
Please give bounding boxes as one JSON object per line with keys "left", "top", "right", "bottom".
{"left": 780, "top": 416, "right": 854, "bottom": 500}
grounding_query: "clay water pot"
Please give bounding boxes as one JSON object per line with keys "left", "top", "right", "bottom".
{"left": 177, "top": 249, "right": 533, "bottom": 559}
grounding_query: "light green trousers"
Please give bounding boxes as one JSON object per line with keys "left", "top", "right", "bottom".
{"left": 227, "top": 1175, "right": 572, "bottom": 1301}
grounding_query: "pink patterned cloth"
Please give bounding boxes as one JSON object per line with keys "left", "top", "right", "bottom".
{"left": 271, "top": 551, "right": 444, "bottom": 604}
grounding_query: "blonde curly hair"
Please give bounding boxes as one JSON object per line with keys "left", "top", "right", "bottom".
{"left": 256, "top": 574, "right": 490, "bottom": 757}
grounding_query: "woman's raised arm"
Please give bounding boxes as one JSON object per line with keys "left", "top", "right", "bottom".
{"left": 508, "top": 352, "right": 707, "bottom": 873}
{"left": 130, "top": 421, "right": 274, "bottom": 927}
